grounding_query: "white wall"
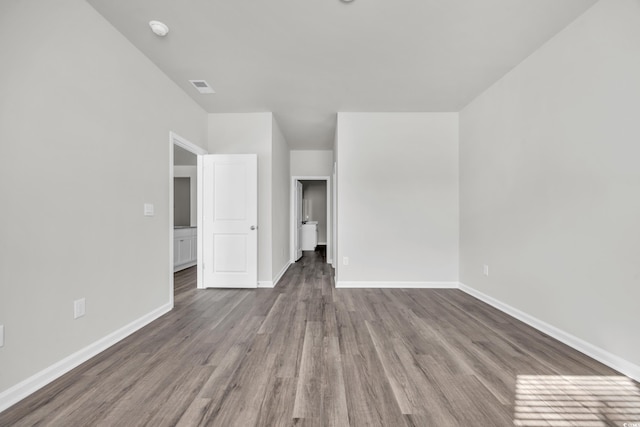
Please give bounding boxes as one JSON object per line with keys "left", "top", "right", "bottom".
{"left": 290, "top": 150, "right": 334, "bottom": 176}
{"left": 271, "top": 118, "right": 291, "bottom": 282}
{"left": 460, "top": 0, "right": 640, "bottom": 373}
{"left": 174, "top": 145, "right": 197, "bottom": 166}
{"left": 174, "top": 166, "right": 197, "bottom": 226}
{"left": 336, "top": 113, "right": 459, "bottom": 286}
{"left": 0, "top": 0, "right": 207, "bottom": 399}
{"left": 207, "top": 113, "right": 273, "bottom": 282}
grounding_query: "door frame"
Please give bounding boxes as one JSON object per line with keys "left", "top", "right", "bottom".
{"left": 169, "top": 131, "right": 208, "bottom": 305}
{"left": 290, "top": 176, "right": 331, "bottom": 264}
{"left": 295, "top": 180, "right": 303, "bottom": 261}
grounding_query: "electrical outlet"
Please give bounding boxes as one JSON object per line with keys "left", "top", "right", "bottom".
{"left": 343, "top": 256, "right": 349, "bottom": 266}
{"left": 143, "top": 203, "right": 154, "bottom": 216}
{"left": 74, "top": 298, "right": 86, "bottom": 319}
{"left": 0, "top": 325, "right": 4, "bottom": 347}
{"left": 483, "top": 265, "right": 489, "bottom": 277}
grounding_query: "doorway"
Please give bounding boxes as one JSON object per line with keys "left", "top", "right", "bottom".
{"left": 169, "top": 132, "right": 207, "bottom": 306}
{"left": 173, "top": 146, "right": 197, "bottom": 274}
{"left": 290, "top": 176, "right": 331, "bottom": 264}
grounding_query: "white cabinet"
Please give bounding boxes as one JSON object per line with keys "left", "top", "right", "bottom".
{"left": 301, "top": 222, "right": 318, "bottom": 251}
{"left": 177, "top": 238, "right": 192, "bottom": 265}
{"left": 174, "top": 227, "right": 197, "bottom": 272}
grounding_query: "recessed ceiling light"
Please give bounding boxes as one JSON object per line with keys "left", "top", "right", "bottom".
{"left": 189, "top": 80, "right": 215, "bottom": 94}
{"left": 149, "top": 21, "right": 169, "bottom": 37}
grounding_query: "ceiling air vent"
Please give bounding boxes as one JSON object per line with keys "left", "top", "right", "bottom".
{"left": 189, "top": 80, "right": 215, "bottom": 94}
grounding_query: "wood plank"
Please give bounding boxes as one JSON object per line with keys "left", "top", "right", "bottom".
{"left": 2, "top": 259, "right": 637, "bottom": 427}
{"left": 321, "top": 336, "right": 349, "bottom": 427}
{"left": 293, "top": 321, "right": 324, "bottom": 420}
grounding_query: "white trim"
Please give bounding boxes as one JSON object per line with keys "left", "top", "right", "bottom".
{"left": 336, "top": 281, "right": 459, "bottom": 289}
{"left": 171, "top": 131, "right": 207, "bottom": 156}
{"left": 289, "top": 178, "right": 297, "bottom": 264}
{"left": 258, "top": 262, "right": 292, "bottom": 289}
{"left": 290, "top": 176, "right": 331, "bottom": 265}
{"left": 292, "top": 175, "right": 331, "bottom": 180}
{"left": 0, "top": 303, "right": 172, "bottom": 413}
{"left": 174, "top": 260, "right": 197, "bottom": 273}
{"left": 196, "top": 155, "right": 204, "bottom": 289}
{"left": 332, "top": 162, "right": 336, "bottom": 268}
{"left": 169, "top": 132, "right": 208, "bottom": 293}
{"left": 169, "top": 135, "right": 175, "bottom": 306}
{"left": 318, "top": 241, "right": 327, "bottom": 245}
{"left": 459, "top": 283, "right": 640, "bottom": 382}
{"left": 258, "top": 281, "right": 274, "bottom": 288}
{"left": 273, "top": 262, "right": 291, "bottom": 287}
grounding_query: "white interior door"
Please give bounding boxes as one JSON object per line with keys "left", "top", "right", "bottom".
{"left": 296, "top": 181, "right": 303, "bottom": 260}
{"left": 202, "top": 154, "right": 257, "bottom": 288}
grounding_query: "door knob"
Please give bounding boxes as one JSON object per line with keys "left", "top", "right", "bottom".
{"left": 250, "top": 225, "right": 256, "bottom": 230}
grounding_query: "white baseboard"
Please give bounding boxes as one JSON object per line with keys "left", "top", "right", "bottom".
{"left": 458, "top": 283, "right": 640, "bottom": 382}
{"left": 173, "top": 260, "right": 196, "bottom": 273}
{"left": 258, "top": 262, "right": 292, "bottom": 289}
{"left": 257, "top": 281, "right": 273, "bottom": 288}
{"left": 336, "top": 281, "right": 459, "bottom": 289}
{"left": 273, "top": 262, "right": 291, "bottom": 287}
{"left": 4, "top": 280, "right": 637, "bottom": 415}
{"left": 0, "top": 302, "right": 173, "bottom": 413}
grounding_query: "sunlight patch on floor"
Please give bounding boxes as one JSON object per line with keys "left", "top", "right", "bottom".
{"left": 514, "top": 375, "right": 640, "bottom": 427}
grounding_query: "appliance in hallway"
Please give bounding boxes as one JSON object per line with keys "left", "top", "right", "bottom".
{"left": 301, "top": 221, "right": 318, "bottom": 251}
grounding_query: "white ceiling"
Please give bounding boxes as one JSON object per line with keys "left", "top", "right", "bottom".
{"left": 87, "top": 0, "right": 597, "bottom": 149}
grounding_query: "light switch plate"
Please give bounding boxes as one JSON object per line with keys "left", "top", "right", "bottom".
{"left": 144, "top": 203, "right": 155, "bottom": 216}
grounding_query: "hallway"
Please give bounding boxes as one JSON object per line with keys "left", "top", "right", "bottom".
{"left": 0, "top": 252, "right": 635, "bottom": 426}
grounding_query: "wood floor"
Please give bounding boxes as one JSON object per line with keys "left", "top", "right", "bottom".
{"left": 1, "top": 252, "right": 638, "bottom": 426}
